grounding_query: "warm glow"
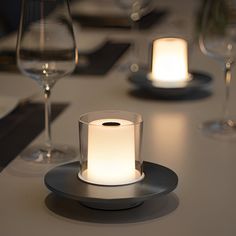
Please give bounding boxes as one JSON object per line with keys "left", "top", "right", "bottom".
{"left": 82, "top": 119, "right": 140, "bottom": 185}
{"left": 150, "top": 113, "right": 188, "bottom": 167}
{"left": 151, "top": 38, "right": 189, "bottom": 87}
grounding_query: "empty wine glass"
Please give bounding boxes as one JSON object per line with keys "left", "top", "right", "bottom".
{"left": 116, "top": 0, "right": 153, "bottom": 72}
{"left": 17, "top": 0, "right": 78, "bottom": 163}
{"left": 199, "top": 0, "right": 236, "bottom": 138}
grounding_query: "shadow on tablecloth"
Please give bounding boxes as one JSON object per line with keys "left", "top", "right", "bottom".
{"left": 45, "top": 193, "right": 179, "bottom": 224}
{"left": 128, "top": 89, "right": 212, "bottom": 102}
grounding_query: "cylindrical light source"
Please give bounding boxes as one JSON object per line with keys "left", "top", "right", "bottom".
{"left": 151, "top": 38, "right": 189, "bottom": 87}
{"left": 78, "top": 110, "right": 144, "bottom": 186}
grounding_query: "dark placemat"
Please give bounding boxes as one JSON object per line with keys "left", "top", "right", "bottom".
{"left": 75, "top": 41, "right": 130, "bottom": 75}
{"left": 0, "top": 102, "right": 68, "bottom": 172}
{"left": 72, "top": 10, "right": 168, "bottom": 30}
{"left": 0, "top": 41, "right": 130, "bottom": 75}
{"left": 0, "top": 50, "right": 18, "bottom": 73}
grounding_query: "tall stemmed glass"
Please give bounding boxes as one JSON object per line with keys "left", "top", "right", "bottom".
{"left": 17, "top": 0, "right": 78, "bottom": 163}
{"left": 116, "top": 0, "right": 153, "bottom": 72}
{"left": 199, "top": 0, "right": 236, "bottom": 137}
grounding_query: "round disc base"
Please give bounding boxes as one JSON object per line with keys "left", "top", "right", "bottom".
{"left": 128, "top": 70, "right": 212, "bottom": 97}
{"left": 44, "top": 161, "right": 178, "bottom": 210}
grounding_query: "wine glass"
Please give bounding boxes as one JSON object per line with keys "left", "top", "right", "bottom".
{"left": 115, "top": 0, "right": 153, "bottom": 72}
{"left": 199, "top": 0, "right": 236, "bottom": 138}
{"left": 16, "top": 0, "right": 78, "bottom": 163}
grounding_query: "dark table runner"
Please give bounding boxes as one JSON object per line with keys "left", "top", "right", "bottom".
{"left": 0, "top": 102, "right": 68, "bottom": 172}
{"left": 72, "top": 10, "right": 168, "bottom": 30}
{"left": 75, "top": 41, "right": 130, "bottom": 75}
{"left": 0, "top": 41, "right": 130, "bottom": 76}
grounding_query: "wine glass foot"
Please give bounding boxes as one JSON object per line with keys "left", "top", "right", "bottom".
{"left": 200, "top": 119, "right": 236, "bottom": 139}
{"left": 20, "top": 144, "right": 78, "bottom": 164}
{"left": 116, "top": 62, "right": 147, "bottom": 73}
{"left": 130, "top": 63, "right": 140, "bottom": 72}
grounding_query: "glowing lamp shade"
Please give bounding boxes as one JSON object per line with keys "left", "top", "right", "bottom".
{"left": 151, "top": 38, "right": 189, "bottom": 87}
{"left": 78, "top": 111, "right": 143, "bottom": 186}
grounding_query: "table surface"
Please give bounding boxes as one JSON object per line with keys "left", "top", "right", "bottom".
{"left": 0, "top": 0, "right": 236, "bottom": 235}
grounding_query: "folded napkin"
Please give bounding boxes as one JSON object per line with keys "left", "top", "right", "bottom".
{"left": 0, "top": 50, "right": 18, "bottom": 73}
{"left": 0, "top": 102, "right": 68, "bottom": 171}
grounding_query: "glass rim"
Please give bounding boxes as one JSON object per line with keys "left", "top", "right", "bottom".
{"left": 152, "top": 36, "right": 187, "bottom": 44}
{"left": 79, "top": 110, "right": 143, "bottom": 127}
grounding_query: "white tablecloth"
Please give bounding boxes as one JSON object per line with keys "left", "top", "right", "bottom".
{"left": 0, "top": 0, "right": 235, "bottom": 235}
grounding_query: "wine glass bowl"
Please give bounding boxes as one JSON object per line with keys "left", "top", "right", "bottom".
{"left": 17, "top": 1, "right": 77, "bottom": 89}
{"left": 199, "top": 0, "right": 236, "bottom": 138}
{"left": 17, "top": 0, "right": 78, "bottom": 162}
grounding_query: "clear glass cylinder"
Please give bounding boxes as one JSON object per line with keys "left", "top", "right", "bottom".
{"left": 78, "top": 110, "right": 144, "bottom": 186}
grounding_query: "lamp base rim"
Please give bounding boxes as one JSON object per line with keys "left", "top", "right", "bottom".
{"left": 77, "top": 170, "right": 145, "bottom": 186}
{"left": 128, "top": 70, "right": 213, "bottom": 97}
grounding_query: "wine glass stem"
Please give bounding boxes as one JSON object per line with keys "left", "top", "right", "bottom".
{"left": 222, "top": 61, "right": 232, "bottom": 121}
{"left": 44, "top": 85, "right": 52, "bottom": 150}
{"left": 130, "top": 2, "right": 141, "bottom": 70}
{"left": 131, "top": 20, "right": 138, "bottom": 61}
